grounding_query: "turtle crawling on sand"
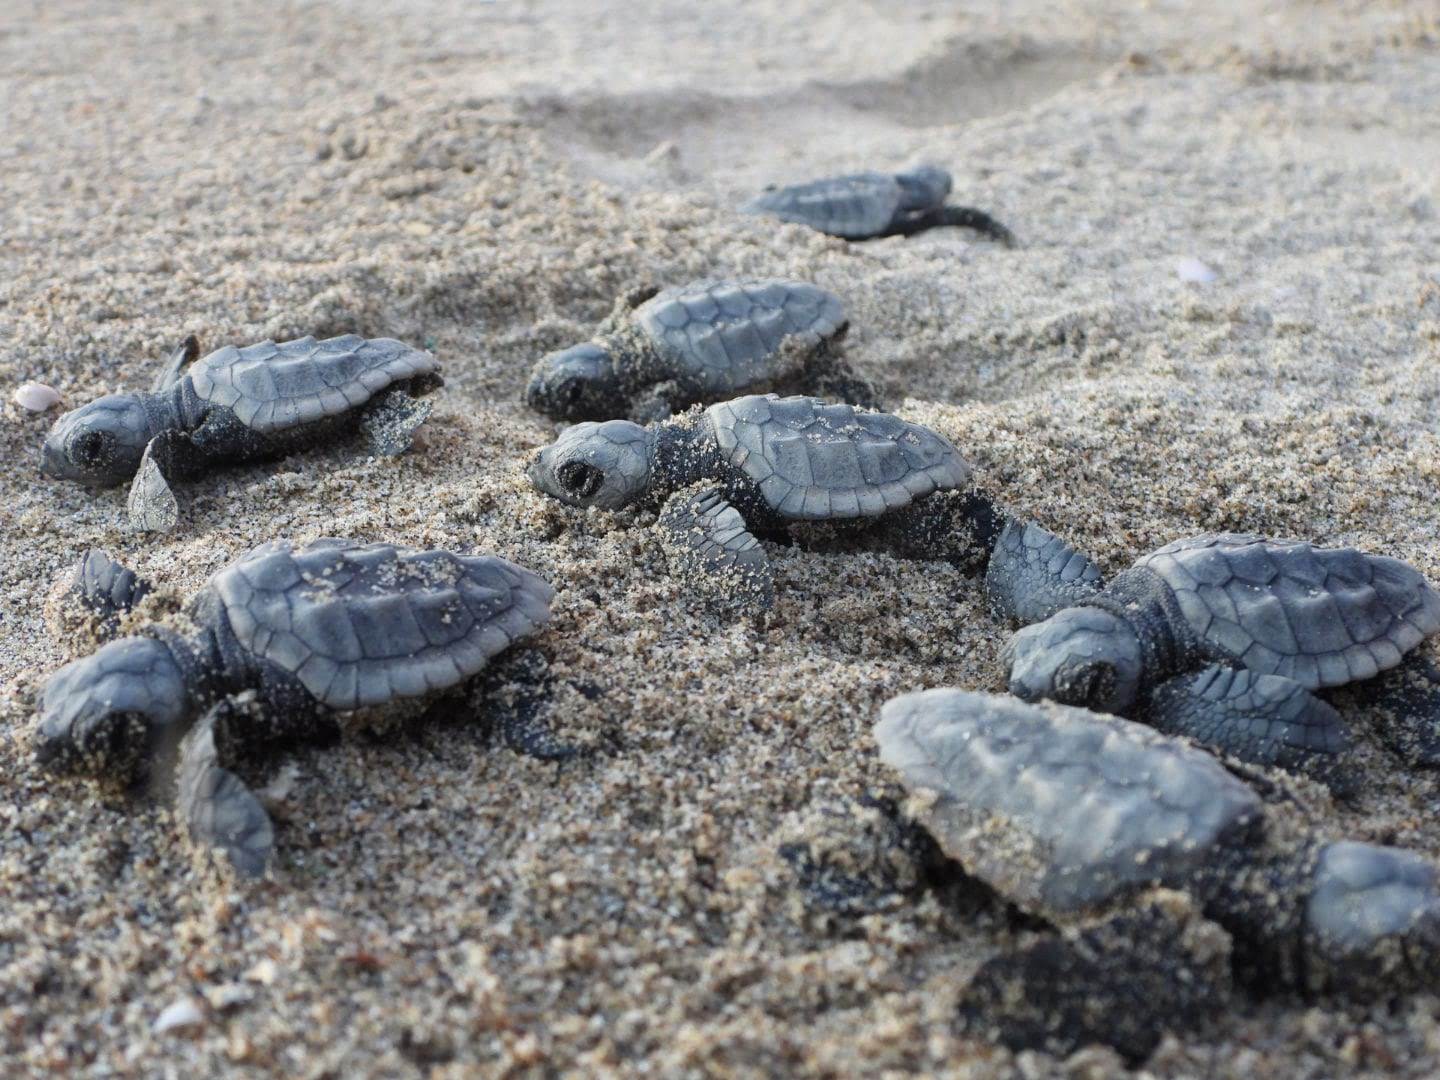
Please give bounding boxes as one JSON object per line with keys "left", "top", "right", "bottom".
{"left": 41, "top": 334, "right": 440, "bottom": 532}
{"left": 528, "top": 393, "right": 1035, "bottom": 611}
{"left": 743, "top": 165, "right": 1016, "bottom": 246}
{"left": 525, "top": 279, "right": 877, "bottom": 423}
{"left": 36, "top": 540, "right": 557, "bottom": 876}
{"left": 995, "top": 532, "right": 1440, "bottom": 785}
{"left": 877, "top": 688, "right": 1440, "bottom": 1058}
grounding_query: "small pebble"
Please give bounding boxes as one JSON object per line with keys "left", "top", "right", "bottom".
{"left": 14, "top": 382, "right": 61, "bottom": 412}
{"left": 1176, "top": 257, "right": 1218, "bottom": 284}
{"left": 152, "top": 997, "right": 204, "bottom": 1034}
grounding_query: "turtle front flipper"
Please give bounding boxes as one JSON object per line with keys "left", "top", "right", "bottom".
{"left": 984, "top": 520, "right": 1103, "bottom": 626}
{"left": 127, "top": 434, "right": 187, "bottom": 533}
{"left": 62, "top": 549, "right": 153, "bottom": 640}
{"left": 176, "top": 695, "right": 275, "bottom": 878}
{"left": 151, "top": 335, "right": 202, "bottom": 393}
{"left": 1364, "top": 652, "right": 1440, "bottom": 767}
{"left": 1147, "top": 665, "right": 1354, "bottom": 788}
{"left": 359, "top": 388, "right": 435, "bottom": 456}
{"left": 658, "top": 487, "right": 774, "bottom": 614}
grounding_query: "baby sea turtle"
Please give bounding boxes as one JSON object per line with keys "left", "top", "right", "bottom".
{"left": 41, "top": 334, "right": 440, "bottom": 532}
{"left": 527, "top": 393, "right": 1016, "bottom": 610}
{"left": 743, "top": 165, "right": 1016, "bottom": 246}
{"left": 877, "top": 690, "right": 1440, "bottom": 1030}
{"left": 35, "top": 540, "right": 554, "bottom": 876}
{"left": 996, "top": 532, "right": 1440, "bottom": 784}
{"left": 525, "top": 279, "right": 877, "bottom": 423}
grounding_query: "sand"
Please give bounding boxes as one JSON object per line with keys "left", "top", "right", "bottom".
{"left": 2, "top": 0, "right": 1440, "bottom": 1074}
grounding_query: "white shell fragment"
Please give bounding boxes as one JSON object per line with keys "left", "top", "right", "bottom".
{"left": 14, "top": 382, "right": 61, "bottom": 412}
{"left": 1176, "top": 257, "right": 1217, "bottom": 284}
{"left": 152, "top": 997, "right": 204, "bottom": 1034}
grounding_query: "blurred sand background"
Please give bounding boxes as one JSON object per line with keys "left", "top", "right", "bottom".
{"left": 2, "top": 0, "right": 1440, "bottom": 1074}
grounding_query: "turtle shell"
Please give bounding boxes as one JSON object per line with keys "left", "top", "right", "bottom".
{"left": 187, "top": 335, "right": 438, "bottom": 434}
{"left": 743, "top": 173, "right": 913, "bottom": 239}
{"left": 204, "top": 539, "right": 553, "bottom": 711}
{"left": 706, "top": 394, "right": 971, "bottom": 521}
{"left": 876, "top": 688, "right": 1262, "bottom": 918}
{"left": 633, "top": 279, "right": 845, "bottom": 394}
{"left": 1137, "top": 534, "right": 1440, "bottom": 688}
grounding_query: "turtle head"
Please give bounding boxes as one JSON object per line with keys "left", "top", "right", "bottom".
{"left": 34, "top": 637, "right": 190, "bottom": 780}
{"left": 527, "top": 420, "right": 654, "bottom": 510}
{"left": 1004, "top": 607, "right": 1145, "bottom": 715}
{"left": 40, "top": 393, "right": 153, "bottom": 487}
{"left": 895, "top": 165, "right": 953, "bottom": 212}
{"left": 525, "top": 343, "right": 626, "bottom": 422}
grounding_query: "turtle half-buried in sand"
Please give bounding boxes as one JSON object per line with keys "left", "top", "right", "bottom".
{"left": 35, "top": 540, "right": 559, "bottom": 876}
{"left": 743, "top": 165, "right": 1016, "bottom": 246}
{"left": 876, "top": 688, "right": 1440, "bottom": 1060}
{"left": 525, "top": 278, "right": 877, "bottom": 423}
{"left": 993, "top": 530, "right": 1440, "bottom": 786}
{"left": 527, "top": 393, "right": 1066, "bottom": 612}
{"left": 40, "top": 334, "right": 440, "bottom": 532}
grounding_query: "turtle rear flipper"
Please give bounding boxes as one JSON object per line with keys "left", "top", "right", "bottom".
{"left": 360, "top": 388, "right": 435, "bottom": 456}
{"left": 63, "top": 548, "right": 153, "bottom": 639}
{"left": 1365, "top": 652, "right": 1440, "bottom": 767}
{"left": 1147, "top": 666, "right": 1354, "bottom": 790}
{"left": 176, "top": 696, "right": 275, "bottom": 878}
{"left": 957, "top": 895, "right": 1232, "bottom": 1066}
{"left": 658, "top": 487, "right": 774, "bottom": 615}
{"left": 985, "top": 520, "right": 1103, "bottom": 626}
{"left": 888, "top": 205, "right": 1017, "bottom": 246}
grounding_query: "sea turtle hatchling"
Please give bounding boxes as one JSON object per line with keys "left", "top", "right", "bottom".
{"left": 35, "top": 540, "right": 556, "bottom": 876}
{"left": 877, "top": 690, "right": 1440, "bottom": 1033}
{"left": 994, "top": 532, "right": 1440, "bottom": 784}
{"left": 41, "top": 334, "right": 441, "bottom": 532}
{"left": 525, "top": 279, "right": 877, "bottom": 423}
{"left": 743, "top": 165, "right": 1016, "bottom": 246}
{"left": 527, "top": 393, "right": 1032, "bottom": 610}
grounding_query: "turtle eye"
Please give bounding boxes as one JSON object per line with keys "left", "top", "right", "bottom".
{"left": 556, "top": 460, "right": 603, "bottom": 498}
{"left": 72, "top": 431, "right": 107, "bottom": 466}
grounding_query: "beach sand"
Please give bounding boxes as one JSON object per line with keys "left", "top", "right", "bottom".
{"left": 2, "top": 0, "right": 1440, "bottom": 1074}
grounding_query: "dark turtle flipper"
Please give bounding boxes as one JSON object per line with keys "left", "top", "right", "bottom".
{"left": 984, "top": 520, "right": 1104, "bottom": 626}
{"left": 478, "top": 649, "right": 581, "bottom": 762}
{"left": 658, "top": 487, "right": 774, "bottom": 613}
{"left": 957, "top": 898, "right": 1232, "bottom": 1066}
{"left": 796, "top": 339, "right": 882, "bottom": 410}
{"left": 1147, "top": 665, "right": 1353, "bottom": 787}
{"left": 151, "top": 334, "right": 202, "bottom": 394}
{"left": 886, "top": 205, "right": 1017, "bottom": 246}
{"left": 64, "top": 549, "right": 153, "bottom": 639}
{"left": 630, "top": 381, "right": 683, "bottom": 424}
{"left": 127, "top": 437, "right": 182, "bottom": 533}
{"left": 1364, "top": 652, "right": 1440, "bottom": 767}
{"left": 871, "top": 488, "right": 1011, "bottom": 576}
{"left": 176, "top": 697, "right": 275, "bottom": 878}
{"left": 360, "top": 389, "right": 433, "bottom": 456}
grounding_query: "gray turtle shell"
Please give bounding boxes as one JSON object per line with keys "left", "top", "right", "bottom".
{"left": 876, "top": 688, "right": 1262, "bottom": 918}
{"left": 188, "top": 335, "right": 438, "bottom": 434}
{"left": 744, "top": 173, "right": 915, "bottom": 239}
{"left": 705, "top": 394, "right": 970, "bottom": 520}
{"left": 1136, "top": 534, "right": 1440, "bottom": 689}
{"left": 634, "top": 280, "right": 845, "bottom": 394}
{"left": 205, "top": 539, "right": 553, "bottom": 711}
